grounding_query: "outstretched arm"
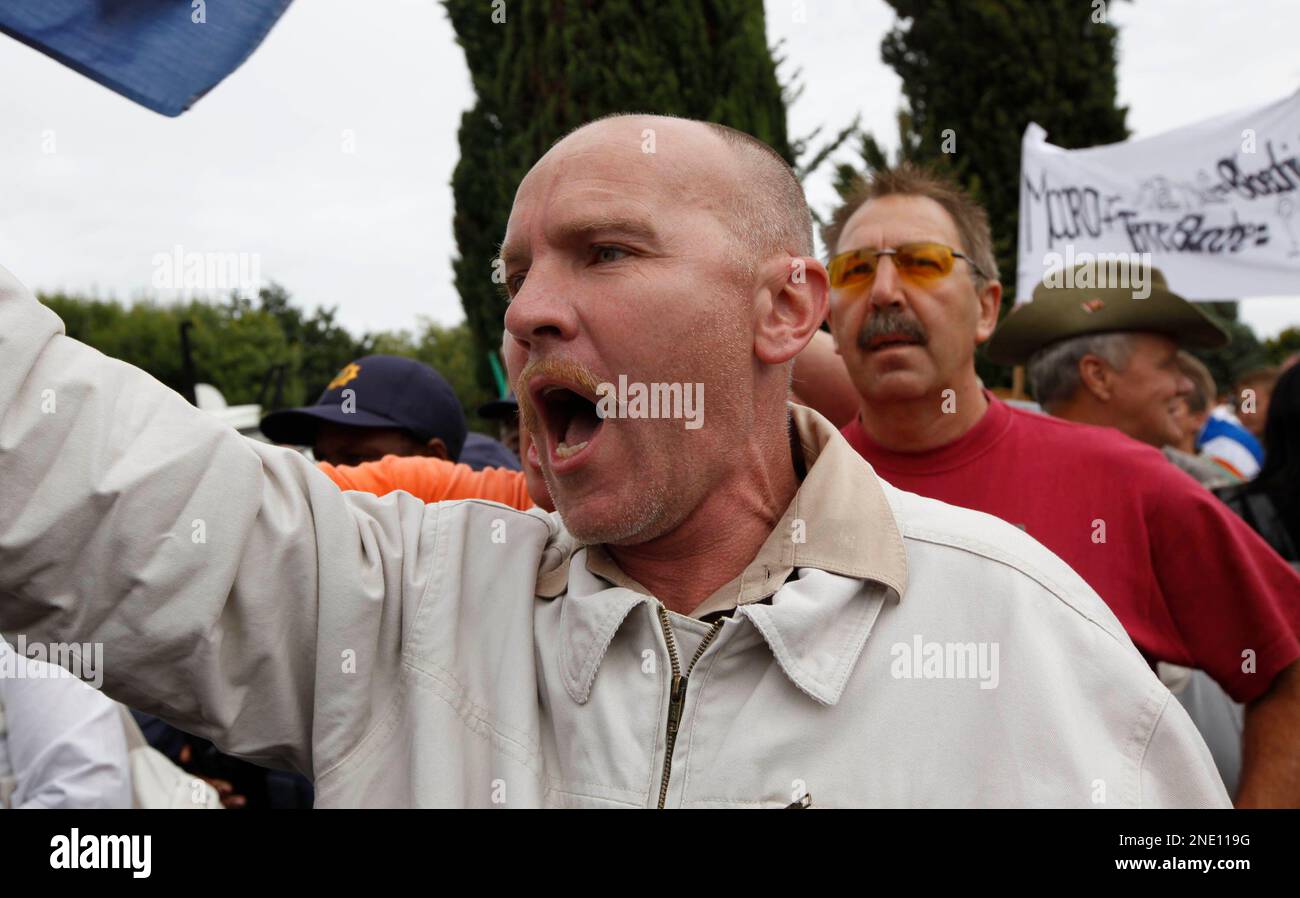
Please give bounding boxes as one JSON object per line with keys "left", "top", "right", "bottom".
{"left": 0, "top": 264, "right": 438, "bottom": 778}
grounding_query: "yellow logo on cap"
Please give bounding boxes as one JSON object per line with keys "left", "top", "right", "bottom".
{"left": 328, "top": 362, "right": 361, "bottom": 390}
{"left": 1081, "top": 299, "right": 1106, "bottom": 314}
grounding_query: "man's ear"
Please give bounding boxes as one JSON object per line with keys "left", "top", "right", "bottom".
{"left": 754, "top": 255, "right": 830, "bottom": 366}
{"left": 973, "top": 279, "right": 1003, "bottom": 344}
{"left": 1077, "top": 354, "right": 1113, "bottom": 401}
{"left": 421, "top": 437, "right": 450, "bottom": 461}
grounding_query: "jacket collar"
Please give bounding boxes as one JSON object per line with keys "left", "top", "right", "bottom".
{"left": 737, "top": 569, "right": 893, "bottom": 705}
{"left": 555, "top": 554, "right": 648, "bottom": 704}
{"left": 538, "top": 404, "right": 909, "bottom": 705}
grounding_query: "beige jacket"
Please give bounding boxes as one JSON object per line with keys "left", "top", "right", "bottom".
{"left": 0, "top": 265, "right": 1228, "bottom": 807}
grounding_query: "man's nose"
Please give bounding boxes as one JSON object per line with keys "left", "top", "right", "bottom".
{"left": 503, "top": 265, "right": 580, "bottom": 351}
{"left": 868, "top": 254, "right": 907, "bottom": 310}
{"left": 1175, "top": 373, "right": 1195, "bottom": 397}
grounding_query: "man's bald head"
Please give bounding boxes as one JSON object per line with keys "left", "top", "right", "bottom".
{"left": 502, "top": 112, "right": 828, "bottom": 549}
{"left": 558, "top": 114, "right": 813, "bottom": 273}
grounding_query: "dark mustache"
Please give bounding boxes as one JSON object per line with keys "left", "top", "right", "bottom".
{"left": 857, "top": 310, "right": 928, "bottom": 349}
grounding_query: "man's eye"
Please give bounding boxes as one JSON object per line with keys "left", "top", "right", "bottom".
{"left": 593, "top": 245, "right": 628, "bottom": 264}
{"left": 507, "top": 272, "right": 527, "bottom": 295}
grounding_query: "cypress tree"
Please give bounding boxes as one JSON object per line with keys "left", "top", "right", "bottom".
{"left": 445, "top": 0, "right": 793, "bottom": 390}
{"left": 835, "top": 0, "right": 1131, "bottom": 385}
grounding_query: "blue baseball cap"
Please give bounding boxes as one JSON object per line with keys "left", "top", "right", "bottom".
{"left": 260, "top": 355, "right": 468, "bottom": 460}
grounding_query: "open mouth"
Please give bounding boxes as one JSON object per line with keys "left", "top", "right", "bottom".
{"left": 530, "top": 380, "right": 606, "bottom": 470}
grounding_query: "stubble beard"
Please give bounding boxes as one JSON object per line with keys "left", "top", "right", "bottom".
{"left": 553, "top": 467, "right": 674, "bottom": 547}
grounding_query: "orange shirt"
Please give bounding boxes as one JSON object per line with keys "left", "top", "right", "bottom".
{"left": 320, "top": 455, "right": 533, "bottom": 510}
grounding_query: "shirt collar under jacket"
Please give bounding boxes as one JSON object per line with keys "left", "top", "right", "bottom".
{"left": 533, "top": 403, "right": 909, "bottom": 706}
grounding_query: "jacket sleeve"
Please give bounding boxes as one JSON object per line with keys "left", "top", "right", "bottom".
{"left": 1139, "top": 689, "right": 1233, "bottom": 808}
{"left": 0, "top": 264, "right": 437, "bottom": 778}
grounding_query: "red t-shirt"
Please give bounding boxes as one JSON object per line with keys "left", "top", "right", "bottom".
{"left": 841, "top": 395, "right": 1300, "bottom": 704}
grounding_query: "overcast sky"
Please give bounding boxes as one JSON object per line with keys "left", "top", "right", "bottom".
{"left": 1, "top": 0, "right": 1297, "bottom": 338}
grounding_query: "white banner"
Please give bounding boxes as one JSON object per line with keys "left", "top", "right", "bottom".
{"left": 1016, "top": 90, "right": 1300, "bottom": 303}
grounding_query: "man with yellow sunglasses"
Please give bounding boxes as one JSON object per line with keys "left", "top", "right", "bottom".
{"left": 826, "top": 216, "right": 1002, "bottom": 455}
{"left": 824, "top": 163, "right": 1300, "bottom": 808}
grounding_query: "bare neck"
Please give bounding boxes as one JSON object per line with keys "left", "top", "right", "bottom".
{"left": 856, "top": 370, "right": 989, "bottom": 453}
{"left": 607, "top": 423, "right": 799, "bottom": 617}
{"left": 1049, "top": 395, "right": 1108, "bottom": 430}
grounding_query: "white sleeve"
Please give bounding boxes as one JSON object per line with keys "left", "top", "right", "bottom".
{"left": 0, "top": 262, "right": 441, "bottom": 778}
{"left": 1139, "top": 689, "right": 1233, "bottom": 808}
{"left": 0, "top": 640, "right": 132, "bottom": 809}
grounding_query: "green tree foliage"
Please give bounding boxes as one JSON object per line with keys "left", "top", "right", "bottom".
{"left": 39, "top": 292, "right": 293, "bottom": 405}
{"left": 1189, "top": 302, "right": 1270, "bottom": 392}
{"left": 842, "top": 0, "right": 1130, "bottom": 285}
{"left": 38, "top": 289, "right": 495, "bottom": 430}
{"left": 255, "top": 283, "right": 367, "bottom": 399}
{"left": 1264, "top": 326, "right": 1300, "bottom": 367}
{"left": 833, "top": 0, "right": 1131, "bottom": 386}
{"left": 444, "top": 0, "right": 793, "bottom": 390}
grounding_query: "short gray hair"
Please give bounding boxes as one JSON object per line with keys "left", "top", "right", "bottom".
{"left": 824, "top": 162, "right": 999, "bottom": 283}
{"left": 1027, "top": 332, "right": 1138, "bottom": 409}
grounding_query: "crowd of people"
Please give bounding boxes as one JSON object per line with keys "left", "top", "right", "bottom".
{"left": 0, "top": 114, "right": 1297, "bottom": 808}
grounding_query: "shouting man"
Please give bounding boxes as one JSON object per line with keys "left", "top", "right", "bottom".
{"left": 0, "top": 116, "right": 1226, "bottom": 807}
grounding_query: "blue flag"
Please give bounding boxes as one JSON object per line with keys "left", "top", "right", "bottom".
{"left": 0, "top": 0, "right": 292, "bottom": 117}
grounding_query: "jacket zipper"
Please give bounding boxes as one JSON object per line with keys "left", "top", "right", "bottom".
{"left": 655, "top": 605, "right": 725, "bottom": 809}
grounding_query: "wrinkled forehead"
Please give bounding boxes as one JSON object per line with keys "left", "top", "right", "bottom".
{"left": 837, "top": 194, "right": 963, "bottom": 254}
{"left": 503, "top": 121, "right": 733, "bottom": 256}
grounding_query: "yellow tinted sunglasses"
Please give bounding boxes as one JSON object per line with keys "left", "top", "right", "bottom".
{"left": 827, "top": 241, "right": 987, "bottom": 289}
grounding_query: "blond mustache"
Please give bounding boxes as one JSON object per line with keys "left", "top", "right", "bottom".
{"left": 515, "top": 357, "right": 605, "bottom": 437}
